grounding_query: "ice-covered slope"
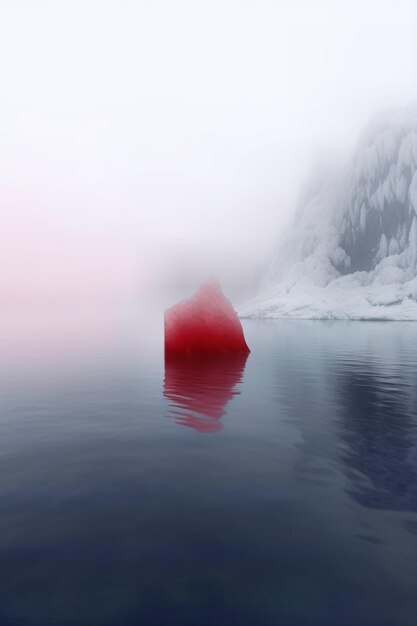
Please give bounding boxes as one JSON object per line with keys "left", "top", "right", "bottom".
{"left": 240, "top": 106, "right": 417, "bottom": 320}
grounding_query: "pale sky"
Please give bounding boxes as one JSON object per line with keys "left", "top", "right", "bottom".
{"left": 1, "top": 0, "right": 416, "bottom": 305}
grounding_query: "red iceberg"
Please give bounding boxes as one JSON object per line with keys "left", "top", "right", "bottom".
{"left": 164, "top": 280, "right": 250, "bottom": 355}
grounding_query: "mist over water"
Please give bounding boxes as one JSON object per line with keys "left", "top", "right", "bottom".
{"left": 1, "top": 0, "right": 417, "bottom": 306}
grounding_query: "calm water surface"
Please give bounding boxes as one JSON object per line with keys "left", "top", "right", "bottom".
{"left": 0, "top": 304, "right": 417, "bottom": 626}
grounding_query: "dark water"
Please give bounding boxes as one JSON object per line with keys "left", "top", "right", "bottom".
{"left": 1, "top": 304, "right": 417, "bottom": 626}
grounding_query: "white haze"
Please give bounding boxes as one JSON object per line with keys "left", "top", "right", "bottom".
{"left": 1, "top": 0, "right": 416, "bottom": 307}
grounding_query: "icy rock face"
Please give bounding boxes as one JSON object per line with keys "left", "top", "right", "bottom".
{"left": 165, "top": 280, "right": 250, "bottom": 355}
{"left": 240, "top": 106, "right": 417, "bottom": 320}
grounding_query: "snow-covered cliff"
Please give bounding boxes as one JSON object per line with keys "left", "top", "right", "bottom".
{"left": 240, "top": 106, "right": 417, "bottom": 320}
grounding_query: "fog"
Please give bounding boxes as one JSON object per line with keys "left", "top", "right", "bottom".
{"left": 1, "top": 0, "right": 416, "bottom": 307}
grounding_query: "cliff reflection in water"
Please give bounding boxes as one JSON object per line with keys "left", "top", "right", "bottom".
{"left": 164, "top": 353, "right": 248, "bottom": 432}
{"left": 336, "top": 360, "right": 417, "bottom": 513}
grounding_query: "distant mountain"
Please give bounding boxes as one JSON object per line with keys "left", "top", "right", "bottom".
{"left": 240, "top": 105, "right": 417, "bottom": 320}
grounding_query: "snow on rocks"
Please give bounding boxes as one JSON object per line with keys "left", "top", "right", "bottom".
{"left": 240, "top": 106, "right": 417, "bottom": 321}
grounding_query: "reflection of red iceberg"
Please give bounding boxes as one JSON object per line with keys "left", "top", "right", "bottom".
{"left": 164, "top": 281, "right": 250, "bottom": 356}
{"left": 164, "top": 352, "right": 248, "bottom": 432}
